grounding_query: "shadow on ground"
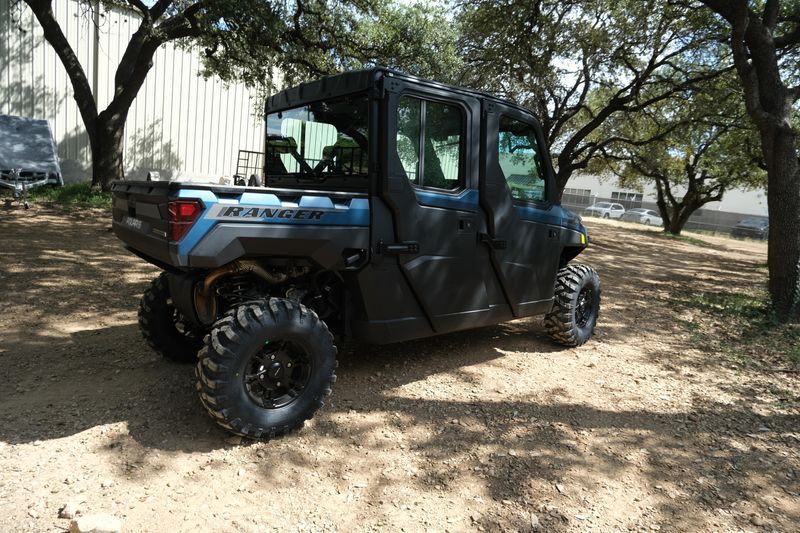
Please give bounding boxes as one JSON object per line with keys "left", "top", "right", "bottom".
{"left": 1, "top": 209, "right": 796, "bottom": 532}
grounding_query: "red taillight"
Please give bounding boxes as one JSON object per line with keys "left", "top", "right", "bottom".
{"left": 168, "top": 199, "right": 204, "bottom": 242}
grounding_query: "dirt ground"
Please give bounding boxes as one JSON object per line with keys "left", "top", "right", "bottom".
{"left": 0, "top": 206, "right": 797, "bottom": 533}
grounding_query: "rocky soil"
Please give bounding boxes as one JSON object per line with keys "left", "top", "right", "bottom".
{"left": 0, "top": 205, "right": 797, "bottom": 532}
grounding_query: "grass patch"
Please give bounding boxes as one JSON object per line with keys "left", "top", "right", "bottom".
{"left": 26, "top": 182, "right": 112, "bottom": 209}
{"left": 651, "top": 231, "right": 710, "bottom": 247}
{"left": 670, "top": 286, "right": 800, "bottom": 369}
{"left": 631, "top": 228, "right": 711, "bottom": 247}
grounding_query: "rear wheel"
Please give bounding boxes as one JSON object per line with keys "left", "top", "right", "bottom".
{"left": 196, "top": 298, "right": 337, "bottom": 439}
{"left": 248, "top": 174, "right": 262, "bottom": 187}
{"left": 603, "top": 213, "right": 610, "bottom": 219}
{"left": 138, "top": 273, "right": 205, "bottom": 363}
{"left": 545, "top": 263, "right": 601, "bottom": 347}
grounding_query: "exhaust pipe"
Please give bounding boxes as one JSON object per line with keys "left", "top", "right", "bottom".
{"left": 194, "top": 260, "right": 288, "bottom": 324}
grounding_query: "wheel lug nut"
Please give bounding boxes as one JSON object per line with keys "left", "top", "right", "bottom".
{"left": 276, "top": 381, "right": 281, "bottom": 386}
{"left": 270, "top": 354, "right": 275, "bottom": 360}
{"left": 287, "top": 363, "right": 292, "bottom": 368}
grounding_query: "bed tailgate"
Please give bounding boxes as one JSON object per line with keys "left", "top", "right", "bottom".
{"left": 111, "top": 181, "right": 176, "bottom": 267}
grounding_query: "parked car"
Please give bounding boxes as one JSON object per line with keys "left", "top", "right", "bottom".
{"left": 583, "top": 202, "right": 625, "bottom": 219}
{"left": 621, "top": 208, "right": 662, "bottom": 226}
{"left": 731, "top": 217, "right": 769, "bottom": 240}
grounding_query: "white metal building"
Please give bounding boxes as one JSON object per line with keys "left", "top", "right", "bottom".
{"left": 1, "top": 0, "right": 267, "bottom": 182}
{"left": 564, "top": 174, "right": 768, "bottom": 217}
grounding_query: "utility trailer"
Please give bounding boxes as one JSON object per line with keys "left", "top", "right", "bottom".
{"left": 0, "top": 115, "right": 63, "bottom": 208}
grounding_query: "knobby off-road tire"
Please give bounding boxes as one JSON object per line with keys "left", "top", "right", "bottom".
{"left": 196, "top": 298, "right": 337, "bottom": 439}
{"left": 139, "top": 273, "right": 205, "bottom": 363}
{"left": 545, "top": 263, "right": 601, "bottom": 347}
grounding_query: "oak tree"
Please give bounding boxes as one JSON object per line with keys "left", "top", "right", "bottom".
{"left": 19, "top": 0, "right": 458, "bottom": 190}
{"left": 593, "top": 75, "right": 766, "bottom": 235}
{"left": 457, "top": 0, "right": 726, "bottom": 193}
{"left": 699, "top": 0, "right": 800, "bottom": 320}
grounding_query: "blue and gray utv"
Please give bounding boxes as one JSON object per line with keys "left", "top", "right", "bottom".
{"left": 111, "top": 68, "right": 600, "bottom": 440}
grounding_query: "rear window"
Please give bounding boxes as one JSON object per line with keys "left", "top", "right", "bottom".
{"left": 265, "top": 94, "right": 369, "bottom": 180}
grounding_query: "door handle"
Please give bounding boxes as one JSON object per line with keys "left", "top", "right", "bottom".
{"left": 478, "top": 233, "right": 507, "bottom": 250}
{"left": 377, "top": 240, "right": 419, "bottom": 255}
{"left": 458, "top": 218, "right": 475, "bottom": 232}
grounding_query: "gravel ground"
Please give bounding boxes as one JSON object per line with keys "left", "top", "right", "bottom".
{"left": 0, "top": 205, "right": 797, "bottom": 533}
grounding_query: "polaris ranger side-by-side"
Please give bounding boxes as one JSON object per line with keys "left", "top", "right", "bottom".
{"left": 112, "top": 68, "right": 601, "bottom": 439}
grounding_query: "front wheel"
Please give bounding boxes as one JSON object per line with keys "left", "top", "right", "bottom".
{"left": 196, "top": 298, "right": 337, "bottom": 439}
{"left": 545, "top": 264, "right": 601, "bottom": 347}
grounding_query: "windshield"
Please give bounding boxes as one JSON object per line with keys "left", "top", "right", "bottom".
{"left": 265, "top": 94, "right": 369, "bottom": 182}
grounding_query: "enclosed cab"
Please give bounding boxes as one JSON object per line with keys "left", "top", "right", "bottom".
{"left": 112, "top": 68, "right": 600, "bottom": 440}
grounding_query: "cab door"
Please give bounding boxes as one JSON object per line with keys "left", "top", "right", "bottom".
{"left": 377, "top": 80, "right": 506, "bottom": 334}
{"left": 480, "top": 102, "right": 563, "bottom": 317}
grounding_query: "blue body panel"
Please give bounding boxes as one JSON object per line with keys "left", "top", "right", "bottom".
{"left": 415, "top": 188, "right": 479, "bottom": 211}
{"left": 515, "top": 203, "right": 586, "bottom": 235}
{"left": 171, "top": 186, "right": 585, "bottom": 266}
{"left": 173, "top": 188, "right": 370, "bottom": 263}
{"left": 415, "top": 187, "right": 586, "bottom": 238}
{"left": 414, "top": 188, "right": 585, "bottom": 235}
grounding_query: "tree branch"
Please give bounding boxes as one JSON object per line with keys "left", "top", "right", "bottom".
{"left": 149, "top": 0, "right": 174, "bottom": 20}
{"left": 763, "top": 0, "right": 779, "bottom": 30}
{"left": 125, "top": 0, "right": 150, "bottom": 20}
{"left": 22, "top": 0, "right": 98, "bottom": 127}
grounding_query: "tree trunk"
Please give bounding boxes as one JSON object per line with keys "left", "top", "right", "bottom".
{"left": 89, "top": 114, "right": 127, "bottom": 191}
{"left": 762, "top": 126, "right": 800, "bottom": 318}
{"left": 654, "top": 178, "right": 708, "bottom": 236}
{"left": 25, "top": 0, "right": 162, "bottom": 192}
{"left": 665, "top": 205, "right": 697, "bottom": 236}
{"left": 707, "top": 0, "right": 800, "bottom": 321}
{"left": 655, "top": 192, "right": 671, "bottom": 232}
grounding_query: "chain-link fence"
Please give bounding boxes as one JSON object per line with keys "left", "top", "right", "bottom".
{"left": 561, "top": 193, "right": 769, "bottom": 241}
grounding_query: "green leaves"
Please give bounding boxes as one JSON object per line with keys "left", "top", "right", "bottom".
{"left": 456, "top": 0, "right": 728, "bottom": 190}
{"left": 190, "top": 0, "right": 462, "bottom": 94}
{"left": 597, "top": 70, "right": 766, "bottom": 193}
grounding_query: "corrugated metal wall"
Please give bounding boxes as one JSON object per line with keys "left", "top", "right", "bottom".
{"left": 0, "top": 0, "right": 266, "bottom": 182}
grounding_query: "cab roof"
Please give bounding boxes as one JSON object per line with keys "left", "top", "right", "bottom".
{"left": 265, "top": 67, "right": 532, "bottom": 117}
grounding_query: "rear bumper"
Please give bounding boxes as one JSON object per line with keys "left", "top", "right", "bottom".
{"left": 112, "top": 219, "right": 182, "bottom": 268}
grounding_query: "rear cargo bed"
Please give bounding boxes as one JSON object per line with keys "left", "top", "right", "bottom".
{"left": 111, "top": 181, "right": 175, "bottom": 268}
{"left": 111, "top": 180, "right": 371, "bottom": 270}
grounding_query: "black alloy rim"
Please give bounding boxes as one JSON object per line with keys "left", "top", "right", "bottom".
{"left": 575, "top": 286, "right": 595, "bottom": 328}
{"left": 243, "top": 340, "right": 312, "bottom": 409}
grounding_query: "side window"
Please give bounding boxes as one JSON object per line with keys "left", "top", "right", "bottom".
{"left": 497, "top": 116, "right": 547, "bottom": 202}
{"left": 397, "top": 97, "right": 421, "bottom": 184}
{"left": 396, "top": 96, "right": 464, "bottom": 191}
